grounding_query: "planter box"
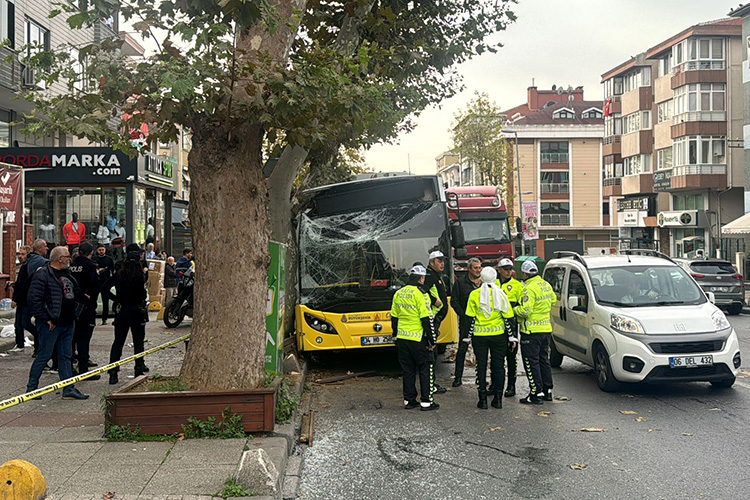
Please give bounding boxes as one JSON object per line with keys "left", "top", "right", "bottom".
{"left": 107, "top": 376, "right": 278, "bottom": 435}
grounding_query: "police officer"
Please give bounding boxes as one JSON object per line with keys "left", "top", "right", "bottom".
{"left": 391, "top": 265, "right": 439, "bottom": 411}
{"left": 496, "top": 258, "right": 523, "bottom": 397}
{"left": 514, "top": 261, "right": 557, "bottom": 404}
{"left": 424, "top": 250, "right": 449, "bottom": 394}
{"left": 465, "top": 266, "right": 510, "bottom": 409}
{"left": 450, "top": 257, "right": 482, "bottom": 387}
{"left": 69, "top": 241, "right": 101, "bottom": 380}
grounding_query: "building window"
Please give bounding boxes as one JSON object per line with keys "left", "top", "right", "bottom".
{"left": 623, "top": 110, "right": 650, "bottom": 134}
{"left": 604, "top": 161, "right": 623, "bottom": 179}
{"left": 673, "top": 193, "right": 704, "bottom": 211}
{"left": 657, "top": 100, "right": 673, "bottom": 123}
{"left": 623, "top": 154, "right": 651, "bottom": 176}
{"left": 582, "top": 108, "right": 603, "bottom": 119}
{"left": 658, "top": 53, "right": 672, "bottom": 78}
{"left": 674, "top": 83, "right": 725, "bottom": 117}
{"left": 673, "top": 37, "right": 725, "bottom": 71}
{"left": 0, "top": 108, "right": 9, "bottom": 148}
{"left": 25, "top": 18, "right": 49, "bottom": 57}
{"left": 540, "top": 171, "right": 569, "bottom": 194}
{"left": 622, "top": 67, "right": 651, "bottom": 93}
{"left": 657, "top": 148, "right": 673, "bottom": 171}
{"left": 70, "top": 48, "right": 86, "bottom": 91}
{"left": 541, "top": 202, "right": 570, "bottom": 226}
{"left": 604, "top": 114, "right": 622, "bottom": 137}
{"left": 540, "top": 141, "right": 569, "bottom": 163}
{"left": 674, "top": 136, "right": 726, "bottom": 166}
{"left": 0, "top": 0, "right": 14, "bottom": 48}
{"left": 553, "top": 108, "right": 575, "bottom": 120}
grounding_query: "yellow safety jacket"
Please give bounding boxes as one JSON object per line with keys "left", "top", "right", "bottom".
{"left": 391, "top": 285, "right": 431, "bottom": 342}
{"left": 514, "top": 275, "right": 557, "bottom": 334}
{"left": 496, "top": 278, "right": 524, "bottom": 319}
{"left": 465, "top": 288, "right": 505, "bottom": 336}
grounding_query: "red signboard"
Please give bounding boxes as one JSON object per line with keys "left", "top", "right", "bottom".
{"left": 0, "top": 166, "right": 23, "bottom": 235}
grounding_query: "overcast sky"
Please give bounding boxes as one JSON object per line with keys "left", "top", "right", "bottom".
{"left": 363, "top": 0, "right": 738, "bottom": 175}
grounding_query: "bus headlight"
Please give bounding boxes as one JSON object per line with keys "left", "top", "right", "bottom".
{"left": 304, "top": 313, "right": 337, "bottom": 334}
{"left": 448, "top": 200, "right": 458, "bottom": 208}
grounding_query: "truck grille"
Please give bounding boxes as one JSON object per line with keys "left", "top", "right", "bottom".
{"left": 649, "top": 341, "right": 724, "bottom": 354}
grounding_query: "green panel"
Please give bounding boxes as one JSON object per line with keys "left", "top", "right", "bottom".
{"left": 266, "top": 241, "right": 286, "bottom": 373}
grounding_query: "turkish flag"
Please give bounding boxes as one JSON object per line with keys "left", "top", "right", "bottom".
{"left": 604, "top": 99, "right": 611, "bottom": 117}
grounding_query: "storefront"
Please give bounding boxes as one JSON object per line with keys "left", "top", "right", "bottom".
{"left": 657, "top": 209, "right": 710, "bottom": 258}
{"left": 616, "top": 196, "right": 657, "bottom": 250}
{"left": 0, "top": 147, "right": 177, "bottom": 253}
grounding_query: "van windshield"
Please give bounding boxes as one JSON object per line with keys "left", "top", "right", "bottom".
{"left": 589, "top": 265, "right": 706, "bottom": 307}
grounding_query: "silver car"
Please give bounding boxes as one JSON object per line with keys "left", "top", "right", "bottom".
{"left": 674, "top": 259, "right": 744, "bottom": 315}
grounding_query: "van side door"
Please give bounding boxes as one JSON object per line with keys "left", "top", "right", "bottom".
{"left": 543, "top": 265, "right": 569, "bottom": 356}
{"left": 561, "top": 268, "right": 593, "bottom": 362}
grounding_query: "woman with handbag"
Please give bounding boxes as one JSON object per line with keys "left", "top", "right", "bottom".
{"left": 102, "top": 251, "right": 150, "bottom": 384}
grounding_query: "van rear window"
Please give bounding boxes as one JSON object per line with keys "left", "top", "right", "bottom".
{"left": 690, "top": 262, "right": 736, "bottom": 275}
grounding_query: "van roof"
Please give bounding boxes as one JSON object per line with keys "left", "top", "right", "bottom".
{"left": 548, "top": 254, "right": 677, "bottom": 270}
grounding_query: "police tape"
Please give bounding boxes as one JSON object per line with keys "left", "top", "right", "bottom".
{"left": 0, "top": 333, "right": 190, "bottom": 411}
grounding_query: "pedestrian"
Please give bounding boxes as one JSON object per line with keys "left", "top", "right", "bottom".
{"left": 496, "top": 258, "right": 524, "bottom": 398}
{"left": 176, "top": 248, "right": 193, "bottom": 281}
{"left": 146, "top": 217, "right": 155, "bottom": 245}
{"left": 424, "top": 250, "right": 449, "bottom": 394}
{"left": 7, "top": 245, "right": 32, "bottom": 352}
{"left": 145, "top": 243, "right": 155, "bottom": 260}
{"left": 449, "top": 257, "right": 482, "bottom": 387}
{"left": 25, "top": 246, "right": 89, "bottom": 400}
{"left": 10, "top": 240, "right": 49, "bottom": 355}
{"left": 514, "top": 261, "right": 557, "bottom": 404}
{"left": 102, "top": 251, "right": 150, "bottom": 385}
{"left": 164, "top": 256, "right": 178, "bottom": 305}
{"left": 391, "top": 265, "right": 439, "bottom": 411}
{"left": 69, "top": 242, "right": 101, "bottom": 380}
{"left": 92, "top": 244, "right": 115, "bottom": 325}
{"left": 465, "top": 266, "right": 511, "bottom": 409}
{"left": 111, "top": 219, "right": 127, "bottom": 263}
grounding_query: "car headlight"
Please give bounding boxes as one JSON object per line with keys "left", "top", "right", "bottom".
{"left": 610, "top": 313, "right": 645, "bottom": 334}
{"left": 304, "top": 313, "right": 337, "bottom": 334}
{"left": 711, "top": 310, "right": 731, "bottom": 331}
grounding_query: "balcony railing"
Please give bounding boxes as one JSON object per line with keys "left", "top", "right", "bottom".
{"left": 541, "top": 152, "right": 569, "bottom": 163}
{"left": 673, "top": 111, "right": 726, "bottom": 122}
{"left": 540, "top": 183, "right": 569, "bottom": 194}
{"left": 675, "top": 60, "right": 725, "bottom": 72}
{"left": 672, "top": 164, "right": 726, "bottom": 176}
{"left": 603, "top": 177, "right": 622, "bottom": 186}
{"left": 603, "top": 135, "right": 621, "bottom": 144}
{"left": 541, "top": 214, "right": 570, "bottom": 226}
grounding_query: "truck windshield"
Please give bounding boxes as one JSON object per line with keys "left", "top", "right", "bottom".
{"left": 589, "top": 265, "right": 706, "bottom": 307}
{"left": 299, "top": 202, "right": 449, "bottom": 312}
{"left": 461, "top": 217, "right": 511, "bottom": 244}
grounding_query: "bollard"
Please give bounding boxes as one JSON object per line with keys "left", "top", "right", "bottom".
{"left": 0, "top": 460, "right": 46, "bottom": 500}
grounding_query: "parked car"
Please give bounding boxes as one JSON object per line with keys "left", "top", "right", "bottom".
{"left": 673, "top": 258, "right": 744, "bottom": 315}
{"left": 543, "top": 251, "right": 741, "bottom": 392}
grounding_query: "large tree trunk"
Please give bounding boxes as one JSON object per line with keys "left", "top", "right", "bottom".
{"left": 180, "top": 122, "right": 270, "bottom": 391}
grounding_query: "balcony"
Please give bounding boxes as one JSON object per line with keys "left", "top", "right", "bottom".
{"left": 621, "top": 173, "right": 654, "bottom": 196}
{"left": 668, "top": 164, "right": 727, "bottom": 191}
{"left": 621, "top": 86, "right": 653, "bottom": 115}
{"left": 605, "top": 99, "right": 622, "bottom": 115}
{"left": 671, "top": 66, "right": 726, "bottom": 89}
{"left": 603, "top": 136, "right": 621, "bottom": 157}
{"left": 541, "top": 214, "right": 570, "bottom": 226}
{"left": 621, "top": 130, "right": 653, "bottom": 156}
{"left": 675, "top": 60, "right": 726, "bottom": 72}
{"left": 602, "top": 177, "right": 622, "bottom": 197}
{"left": 671, "top": 120, "right": 726, "bottom": 139}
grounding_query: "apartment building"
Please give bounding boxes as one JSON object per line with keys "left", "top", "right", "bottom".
{"left": 502, "top": 87, "right": 616, "bottom": 251}
{"left": 435, "top": 151, "right": 461, "bottom": 187}
{"left": 729, "top": 5, "right": 750, "bottom": 209}
{"left": 602, "top": 18, "right": 744, "bottom": 258}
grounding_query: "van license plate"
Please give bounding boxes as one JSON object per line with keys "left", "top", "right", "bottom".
{"left": 669, "top": 355, "right": 713, "bottom": 368}
{"left": 361, "top": 335, "right": 393, "bottom": 346}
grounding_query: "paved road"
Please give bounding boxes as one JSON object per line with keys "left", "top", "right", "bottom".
{"left": 297, "top": 314, "right": 750, "bottom": 500}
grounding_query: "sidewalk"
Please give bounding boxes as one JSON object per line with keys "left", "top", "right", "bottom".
{"left": 0, "top": 313, "right": 294, "bottom": 499}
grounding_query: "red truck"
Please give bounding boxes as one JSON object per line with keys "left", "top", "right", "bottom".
{"left": 446, "top": 186, "right": 515, "bottom": 270}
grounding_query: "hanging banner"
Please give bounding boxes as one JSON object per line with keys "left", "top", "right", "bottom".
{"left": 0, "top": 166, "right": 24, "bottom": 244}
{"left": 522, "top": 201, "right": 539, "bottom": 240}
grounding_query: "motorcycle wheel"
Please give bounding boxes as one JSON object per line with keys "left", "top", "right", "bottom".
{"left": 164, "top": 300, "right": 186, "bottom": 328}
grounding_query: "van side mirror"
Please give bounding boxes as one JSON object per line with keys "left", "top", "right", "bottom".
{"left": 706, "top": 291, "right": 716, "bottom": 304}
{"left": 450, "top": 225, "right": 465, "bottom": 248}
{"left": 568, "top": 295, "right": 588, "bottom": 312}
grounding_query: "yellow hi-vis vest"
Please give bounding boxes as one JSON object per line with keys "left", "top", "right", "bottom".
{"left": 391, "top": 285, "right": 431, "bottom": 342}
{"left": 495, "top": 278, "right": 523, "bottom": 318}
{"left": 514, "top": 275, "right": 557, "bottom": 334}
{"left": 465, "top": 288, "right": 506, "bottom": 336}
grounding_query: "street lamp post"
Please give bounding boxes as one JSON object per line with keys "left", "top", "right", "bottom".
{"left": 502, "top": 128, "right": 524, "bottom": 256}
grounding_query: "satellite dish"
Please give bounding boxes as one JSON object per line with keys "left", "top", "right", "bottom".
{"left": 557, "top": 88, "right": 563, "bottom": 95}
{"left": 551, "top": 84, "right": 557, "bottom": 91}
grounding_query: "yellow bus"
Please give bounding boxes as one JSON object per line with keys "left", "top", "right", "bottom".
{"left": 296, "top": 175, "right": 460, "bottom": 352}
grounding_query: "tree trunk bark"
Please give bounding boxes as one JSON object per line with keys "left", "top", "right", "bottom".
{"left": 180, "top": 122, "right": 270, "bottom": 391}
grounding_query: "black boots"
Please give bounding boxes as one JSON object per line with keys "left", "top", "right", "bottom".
{"left": 134, "top": 363, "right": 149, "bottom": 377}
{"left": 504, "top": 382, "right": 516, "bottom": 398}
{"left": 109, "top": 371, "right": 119, "bottom": 385}
{"left": 519, "top": 393, "right": 543, "bottom": 405}
{"left": 543, "top": 390, "right": 553, "bottom": 401}
{"left": 451, "top": 377, "right": 462, "bottom": 387}
{"left": 477, "top": 390, "right": 488, "bottom": 409}
{"left": 491, "top": 393, "right": 503, "bottom": 408}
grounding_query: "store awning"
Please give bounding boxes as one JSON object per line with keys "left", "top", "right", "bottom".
{"left": 721, "top": 212, "right": 750, "bottom": 236}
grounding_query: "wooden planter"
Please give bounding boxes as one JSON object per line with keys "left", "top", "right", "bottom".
{"left": 106, "top": 376, "right": 279, "bottom": 435}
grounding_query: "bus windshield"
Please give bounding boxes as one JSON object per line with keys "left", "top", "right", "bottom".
{"left": 299, "top": 202, "right": 449, "bottom": 312}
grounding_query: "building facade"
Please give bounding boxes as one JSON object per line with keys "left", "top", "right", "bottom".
{"left": 601, "top": 18, "right": 744, "bottom": 258}
{"left": 729, "top": 5, "right": 750, "bottom": 212}
{"left": 435, "top": 151, "right": 461, "bottom": 187}
{"left": 503, "top": 88, "right": 616, "bottom": 252}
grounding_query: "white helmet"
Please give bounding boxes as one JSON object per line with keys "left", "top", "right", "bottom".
{"left": 480, "top": 267, "right": 497, "bottom": 283}
{"left": 521, "top": 261, "right": 538, "bottom": 274}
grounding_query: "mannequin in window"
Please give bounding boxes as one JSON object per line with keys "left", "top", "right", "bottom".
{"left": 63, "top": 212, "right": 86, "bottom": 252}
{"left": 97, "top": 220, "right": 111, "bottom": 247}
{"left": 106, "top": 209, "right": 118, "bottom": 232}
{"left": 38, "top": 215, "right": 57, "bottom": 245}
{"left": 145, "top": 217, "right": 155, "bottom": 245}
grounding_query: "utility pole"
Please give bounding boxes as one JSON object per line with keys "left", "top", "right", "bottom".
{"left": 502, "top": 128, "right": 525, "bottom": 256}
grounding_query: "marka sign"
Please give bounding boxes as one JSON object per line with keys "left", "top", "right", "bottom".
{"left": 0, "top": 147, "right": 137, "bottom": 184}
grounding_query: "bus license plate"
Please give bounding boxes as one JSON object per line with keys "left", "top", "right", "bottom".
{"left": 361, "top": 335, "right": 393, "bottom": 346}
{"left": 669, "top": 355, "right": 713, "bottom": 368}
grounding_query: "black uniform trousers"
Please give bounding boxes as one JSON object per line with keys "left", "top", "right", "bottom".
{"left": 504, "top": 317, "right": 519, "bottom": 389}
{"left": 454, "top": 317, "right": 471, "bottom": 380}
{"left": 109, "top": 306, "right": 147, "bottom": 373}
{"left": 398, "top": 338, "right": 433, "bottom": 404}
{"left": 73, "top": 309, "right": 96, "bottom": 372}
{"left": 472, "top": 334, "right": 507, "bottom": 395}
{"left": 520, "top": 332, "right": 554, "bottom": 396}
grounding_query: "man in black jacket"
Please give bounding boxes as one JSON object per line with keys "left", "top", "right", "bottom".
{"left": 11, "top": 239, "right": 49, "bottom": 355}
{"left": 70, "top": 242, "right": 101, "bottom": 379}
{"left": 92, "top": 244, "right": 115, "bottom": 325}
{"left": 25, "top": 246, "right": 89, "bottom": 400}
{"left": 424, "top": 250, "right": 449, "bottom": 395}
{"left": 450, "top": 257, "right": 483, "bottom": 387}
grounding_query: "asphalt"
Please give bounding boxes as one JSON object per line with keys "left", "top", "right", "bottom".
{"left": 0, "top": 311, "right": 300, "bottom": 500}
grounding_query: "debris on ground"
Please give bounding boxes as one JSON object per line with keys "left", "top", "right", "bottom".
{"left": 573, "top": 428, "right": 607, "bottom": 433}
{"left": 554, "top": 396, "right": 571, "bottom": 401}
{"left": 682, "top": 433, "right": 694, "bottom": 437}
{"left": 634, "top": 417, "right": 648, "bottom": 422}
{"left": 537, "top": 411, "right": 552, "bottom": 417}
{"left": 489, "top": 426, "right": 504, "bottom": 432}
{"left": 619, "top": 410, "right": 638, "bottom": 415}
{"left": 569, "top": 463, "right": 587, "bottom": 470}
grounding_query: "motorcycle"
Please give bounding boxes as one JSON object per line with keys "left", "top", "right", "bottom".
{"left": 163, "top": 265, "right": 194, "bottom": 328}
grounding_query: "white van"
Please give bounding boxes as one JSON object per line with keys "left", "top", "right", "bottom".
{"left": 543, "top": 251, "right": 741, "bottom": 391}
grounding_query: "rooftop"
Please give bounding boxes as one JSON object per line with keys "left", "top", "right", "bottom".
{"left": 506, "top": 100, "right": 604, "bottom": 126}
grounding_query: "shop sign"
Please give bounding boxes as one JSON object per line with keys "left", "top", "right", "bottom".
{"left": 654, "top": 169, "right": 672, "bottom": 191}
{"left": 617, "top": 197, "right": 650, "bottom": 212}
{"left": 658, "top": 210, "right": 698, "bottom": 227}
{"left": 138, "top": 153, "right": 177, "bottom": 191}
{"left": 522, "top": 202, "right": 539, "bottom": 241}
{"left": 620, "top": 210, "right": 639, "bottom": 226}
{"left": 0, "top": 147, "right": 137, "bottom": 183}
{"left": 0, "top": 167, "right": 24, "bottom": 236}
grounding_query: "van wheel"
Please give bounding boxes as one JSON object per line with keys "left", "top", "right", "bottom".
{"left": 727, "top": 303, "right": 743, "bottom": 316}
{"left": 549, "top": 339, "right": 564, "bottom": 368}
{"left": 593, "top": 344, "right": 620, "bottom": 392}
{"left": 710, "top": 377, "right": 735, "bottom": 388}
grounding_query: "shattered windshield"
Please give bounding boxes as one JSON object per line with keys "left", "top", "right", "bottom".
{"left": 299, "top": 202, "right": 449, "bottom": 312}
